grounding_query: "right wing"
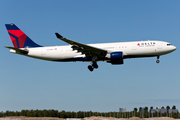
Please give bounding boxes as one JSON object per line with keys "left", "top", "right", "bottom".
{"left": 55, "top": 33, "right": 107, "bottom": 58}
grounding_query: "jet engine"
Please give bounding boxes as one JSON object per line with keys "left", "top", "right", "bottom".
{"left": 106, "top": 51, "right": 124, "bottom": 65}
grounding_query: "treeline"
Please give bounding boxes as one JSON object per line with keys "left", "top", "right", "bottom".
{"left": 0, "top": 105, "right": 179, "bottom": 118}
{"left": 133, "top": 105, "right": 179, "bottom": 118}
{"left": 1, "top": 110, "right": 107, "bottom": 118}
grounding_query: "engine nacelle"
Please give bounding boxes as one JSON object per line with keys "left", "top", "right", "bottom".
{"left": 107, "top": 60, "right": 124, "bottom": 65}
{"left": 106, "top": 52, "right": 124, "bottom": 65}
{"left": 106, "top": 52, "right": 123, "bottom": 60}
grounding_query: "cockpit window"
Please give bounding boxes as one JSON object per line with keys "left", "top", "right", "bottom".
{"left": 167, "top": 44, "right": 171, "bottom": 46}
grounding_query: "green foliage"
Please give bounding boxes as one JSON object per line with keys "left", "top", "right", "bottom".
{"left": 172, "top": 105, "right": 176, "bottom": 109}
{"left": 166, "top": 106, "right": 170, "bottom": 110}
{"left": 134, "top": 108, "right": 137, "bottom": 112}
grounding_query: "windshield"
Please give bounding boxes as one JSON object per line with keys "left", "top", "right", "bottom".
{"left": 167, "top": 44, "right": 172, "bottom": 46}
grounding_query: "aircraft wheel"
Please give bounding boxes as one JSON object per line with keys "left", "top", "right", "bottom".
{"left": 88, "top": 65, "right": 94, "bottom": 71}
{"left": 94, "top": 64, "right": 98, "bottom": 69}
{"left": 156, "top": 60, "right": 160, "bottom": 63}
{"left": 93, "top": 62, "right": 98, "bottom": 69}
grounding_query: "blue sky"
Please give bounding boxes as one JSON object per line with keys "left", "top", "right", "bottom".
{"left": 0, "top": 0, "right": 180, "bottom": 112}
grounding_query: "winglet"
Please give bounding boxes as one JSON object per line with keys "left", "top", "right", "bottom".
{"left": 55, "top": 33, "right": 63, "bottom": 39}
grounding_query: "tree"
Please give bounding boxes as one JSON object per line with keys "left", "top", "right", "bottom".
{"left": 21, "top": 110, "right": 27, "bottom": 116}
{"left": 0, "top": 111, "right": 4, "bottom": 117}
{"left": 59, "top": 110, "right": 66, "bottom": 118}
{"left": 144, "top": 107, "right": 148, "bottom": 118}
{"left": 15, "top": 111, "right": 20, "bottom": 116}
{"left": 134, "top": 108, "right": 138, "bottom": 112}
{"left": 144, "top": 107, "right": 148, "bottom": 112}
{"left": 172, "top": 105, "right": 176, "bottom": 109}
{"left": 166, "top": 106, "right": 170, "bottom": 110}
{"left": 5, "top": 111, "right": 10, "bottom": 116}
{"left": 139, "top": 107, "right": 142, "bottom": 112}
{"left": 43, "top": 109, "right": 48, "bottom": 117}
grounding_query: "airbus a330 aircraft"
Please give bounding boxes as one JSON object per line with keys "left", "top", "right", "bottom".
{"left": 5, "top": 24, "right": 176, "bottom": 71}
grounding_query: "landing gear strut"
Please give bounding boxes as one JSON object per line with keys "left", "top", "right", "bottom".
{"left": 156, "top": 56, "right": 160, "bottom": 63}
{"left": 88, "top": 61, "right": 99, "bottom": 72}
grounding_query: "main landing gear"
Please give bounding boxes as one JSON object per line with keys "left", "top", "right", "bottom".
{"left": 88, "top": 61, "right": 98, "bottom": 72}
{"left": 88, "top": 56, "right": 98, "bottom": 72}
{"left": 156, "top": 56, "right": 160, "bottom": 63}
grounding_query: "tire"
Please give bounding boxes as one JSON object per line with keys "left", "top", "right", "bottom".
{"left": 92, "top": 62, "right": 98, "bottom": 69}
{"left": 88, "top": 65, "right": 93, "bottom": 71}
{"left": 156, "top": 60, "right": 160, "bottom": 63}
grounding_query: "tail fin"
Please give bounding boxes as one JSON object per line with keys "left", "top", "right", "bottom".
{"left": 5, "top": 23, "right": 42, "bottom": 48}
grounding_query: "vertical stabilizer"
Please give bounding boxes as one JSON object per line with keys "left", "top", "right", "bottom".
{"left": 5, "top": 23, "right": 42, "bottom": 48}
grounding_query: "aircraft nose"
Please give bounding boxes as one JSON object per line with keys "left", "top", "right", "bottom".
{"left": 173, "top": 46, "right": 177, "bottom": 50}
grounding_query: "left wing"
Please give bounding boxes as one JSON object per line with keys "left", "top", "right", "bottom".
{"left": 55, "top": 33, "right": 107, "bottom": 58}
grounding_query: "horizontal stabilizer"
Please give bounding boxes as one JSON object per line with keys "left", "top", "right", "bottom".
{"left": 5, "top": 46, "right": 29, "bottom": 54}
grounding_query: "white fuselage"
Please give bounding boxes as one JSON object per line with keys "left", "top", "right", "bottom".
{"left": 10, "top": 40, "right": 176, "bottom": 62}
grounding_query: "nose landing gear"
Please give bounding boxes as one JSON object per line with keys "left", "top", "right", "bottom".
{"left": 156, "top": 56, "right": 160, "bottom": 63}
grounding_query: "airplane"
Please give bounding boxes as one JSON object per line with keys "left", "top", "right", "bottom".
{"left": 5, "top": 23, "right": 176, "bottom": 71}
